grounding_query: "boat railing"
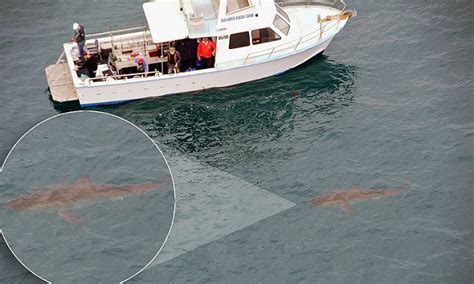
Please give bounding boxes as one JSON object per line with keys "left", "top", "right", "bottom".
{"left": 241, "top": 0, "right": 355, "bottom": 66}
{"left": 242, "top": 20, "right": 339, "bottom": 65}
{"left": 48, "top": 61, "right": 69, "bottom": 87}
{"left": 86, "top": 70, "right": 164, "bottom": 84}
{"left": 86, "top": 26, "right": 154, "bottom": 54}
{"left": 81, "top": 23, "right": 341, "bottom": 85}
{"left": 56, "top": 50, "right": 66, "bottom": 65}
{"left": 86, "top": 26, "right": 149, "bottom": 39}
{"left": 46, "top": 50, "right": 66, "bottom": 81}
{"left": 47, "top": 27, "right": 150, "bottom": 77}
{"left": 276, "top": 0, "right": 339, "bottom": 8}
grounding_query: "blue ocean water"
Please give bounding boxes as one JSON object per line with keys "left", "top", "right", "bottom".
{"left": 1, "top": 0, "right": 473, "bottom": 283}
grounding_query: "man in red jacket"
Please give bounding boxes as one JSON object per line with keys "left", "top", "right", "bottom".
{"left": 197, "top": 37, "right": 216, "bottom": 69}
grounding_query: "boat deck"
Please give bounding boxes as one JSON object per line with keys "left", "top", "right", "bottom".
{"left": 45, "top": 62, "right": 78, "bottom": 102}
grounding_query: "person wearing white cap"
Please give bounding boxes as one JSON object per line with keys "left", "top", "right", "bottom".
{"left": 71, "top": 23, "right": 86, "bottom": 61}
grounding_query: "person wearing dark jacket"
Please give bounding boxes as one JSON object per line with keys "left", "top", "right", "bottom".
{"left": 76, "top": 52, "right": 98, "bottom": 78}
{"left": 167, "top": 47, "right": 181, "bottom": 74}
{"left": 71, "top": 23, "right": 86, "bottom": 61}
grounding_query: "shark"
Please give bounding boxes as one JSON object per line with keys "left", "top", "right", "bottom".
{"left": 310, "top": 186, "right": 403, "bottom": 213}
{"left": 5, "top": 175, "right": 171, "bottom": 225}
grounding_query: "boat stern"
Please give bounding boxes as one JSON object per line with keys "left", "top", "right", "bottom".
{"left": 45, "top": 54, "right": 79, "bottom": 103}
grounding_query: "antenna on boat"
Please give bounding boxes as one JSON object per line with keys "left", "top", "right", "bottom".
{"left": 143, "top": 25, "right": 147, "bottom": 55}
{"left": 109, "top": 18, "right": 115, "bottom": 55}
{"left": 109, "top": 18, "right": 112, "bottom": 38}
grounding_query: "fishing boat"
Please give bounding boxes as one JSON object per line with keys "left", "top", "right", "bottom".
{"left": 45, "top": 0, "right": 355, "bottom": 107}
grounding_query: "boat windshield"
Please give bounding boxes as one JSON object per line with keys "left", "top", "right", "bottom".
{"left": 273, "top": 14, "right": 290, "bottom": 36}
{"left": 275, "top": 3, "right": 290, "bottom": 23}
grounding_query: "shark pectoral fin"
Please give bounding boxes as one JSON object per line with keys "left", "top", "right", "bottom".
{"left": 340, "top": 202, "right": 355, "bottom": 214}
{"left": 57, "top": 208, "right": 83, "bottom": 225}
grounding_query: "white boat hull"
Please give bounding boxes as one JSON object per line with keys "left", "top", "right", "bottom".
{"left": 77, "top": 37, "right": 333, "bottom": 106}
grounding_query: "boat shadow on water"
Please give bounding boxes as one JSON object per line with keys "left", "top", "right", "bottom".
{"left": 51, "top": 56, "right": 357, "bottom": 155}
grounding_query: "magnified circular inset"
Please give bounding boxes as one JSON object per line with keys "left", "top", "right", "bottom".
{"left": 0, "top": 111, "right": 175, "bottom": 283}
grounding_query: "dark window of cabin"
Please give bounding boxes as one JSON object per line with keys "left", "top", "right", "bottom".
{"left": 251, "top": 28, "right": 281, "bottom": 45}
{"left": 229, "top": 32, "right": 250, "bottom": 49}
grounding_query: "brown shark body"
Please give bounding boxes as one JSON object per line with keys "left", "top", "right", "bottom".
{"left": 5, "top": 175, "right": 171, "bottom": 224}
{"left": 310, "top": 186, "right": 402, "bottom": 213}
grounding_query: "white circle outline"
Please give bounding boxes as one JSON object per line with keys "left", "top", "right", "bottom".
{"left": 0, "top": 110, "right": 176, "bottom": 283}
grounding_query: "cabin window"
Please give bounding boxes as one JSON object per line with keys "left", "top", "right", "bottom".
{"left": 275, "top": 4, "right": 290, "bottom": 23}
{"left": 273, "top": 14, "right": 290, "bottom": 36}
{"left": 229, "top": 32, "right": 250, "bottom": 49}
{"left": 251, "top": 28, "right": 281, "bottom": 45}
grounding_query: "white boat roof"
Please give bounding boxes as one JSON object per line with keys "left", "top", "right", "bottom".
{"left": 186, "top": 0, "right": 220, "bottom": 19}
{"left": 185, "top": 0, "right": 219, "bottom": 38}
{"left": 143, "top": 0, "right": 271, "bottom": 41}
{"left": 143, "top": 1, "right": 189, "bottom": 43}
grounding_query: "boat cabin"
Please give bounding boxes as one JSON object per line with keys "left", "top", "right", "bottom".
{"left": 68, "top": 0, "right": 294, "bottom": 82}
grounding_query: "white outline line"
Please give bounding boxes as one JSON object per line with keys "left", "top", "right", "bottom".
{"left": 0, "top": 110, "right": 176, "bottom": 283}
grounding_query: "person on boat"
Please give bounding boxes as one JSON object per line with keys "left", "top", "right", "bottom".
{"left": 83, "top": 52, "right": 98, "bottom": 78}
{"left": 197, "top": 37, "right": 216, "bottom": 69}
{"left": 134, "top": 55, "right": 149, "bottom": 73}
{"left": 71, "top": 42, "right": 88, "bottom": 64}
{"left": 75, "top": 51, "right": 98, "bottom": 79}
{"left": 167, "top": 46, "right": 181, "bottom": 74}
{"left": 71, "top": 23, "right": 86, "bottom": 61}
{"left": 71, "top": 42, "right": 82, "bottom": 62}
